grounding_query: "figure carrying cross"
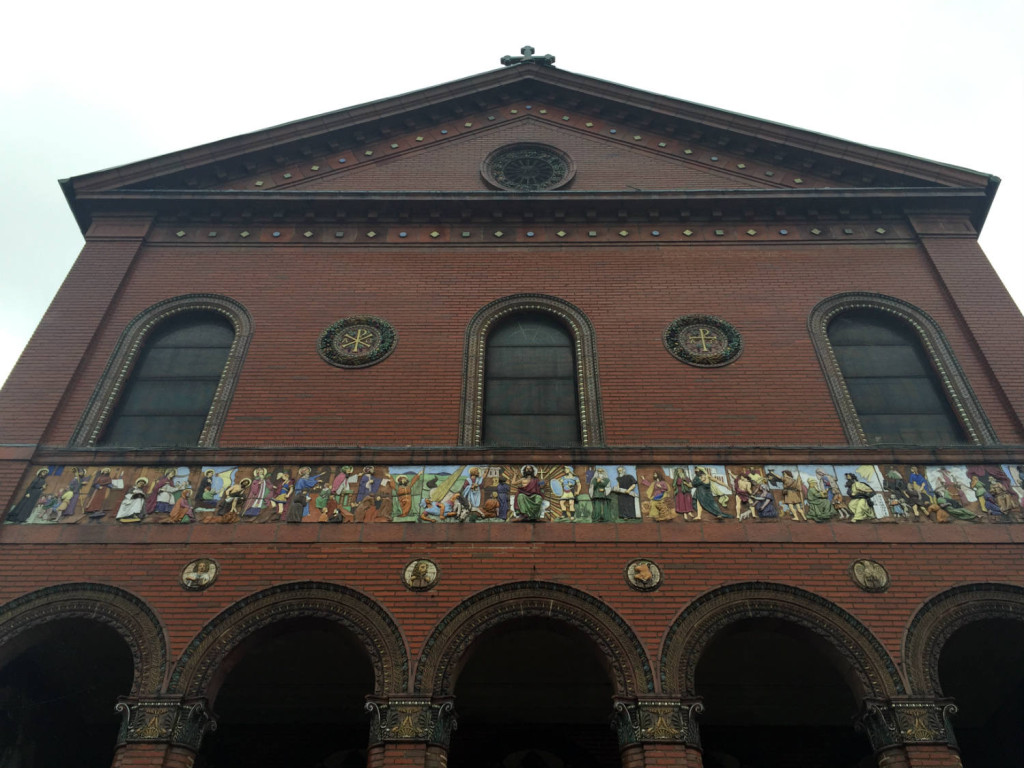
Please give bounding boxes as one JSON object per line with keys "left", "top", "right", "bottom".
{"left": 501, "top": 46, "right": 556, "bottom": 67}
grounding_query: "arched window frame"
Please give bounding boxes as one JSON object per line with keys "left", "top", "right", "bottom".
{"left": 808, "top": 292, "right": 996, "bottom": 446}
{"left": 71, "top": 294, "right": 253, "bottom": 448}
{"left": 459, "top": 294, "right": 604, "bottom": 447}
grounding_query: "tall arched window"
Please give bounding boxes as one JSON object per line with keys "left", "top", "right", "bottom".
{"left": 483, "top": 312, "right": 580, "bottom": 446}
{"left": 73, "top": 295, "right": 252, "bottom": 448}
{"left": 460, "top": 295, "right": 604, "bottom": 447}
{"left": 809, "top": 293, "right": 996, "bottom": 446}
{"left": 99, "top": 312, "right": 234, "bottom": 447}
{"left": 827, "top": 310, "right": 964, "bottom": 445}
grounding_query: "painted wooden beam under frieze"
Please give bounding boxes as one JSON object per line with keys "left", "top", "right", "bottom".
{"left": 5, "top": 462, "right": 1024, "bottom": 526}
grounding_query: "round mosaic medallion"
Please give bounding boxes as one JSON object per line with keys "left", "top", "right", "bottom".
{"left": 663, "top": 315, "right": 742, "bottom": 368}
{"left": 318, "top": 316, "right": 397, "bottom": 369}
{"left": 850, "top": 559, "right": 890, "bottom": 593}
{"left": 403, "top": 558, "right": 440, "bottom": 591}
{"left": 624, "top": 558, "right": 663, "bottom": 592}
{"left": 181, "top": 558, "right": 219, "bottom": 591}
{"left": 482, "top": 143, "right": 575, "bottom": 191}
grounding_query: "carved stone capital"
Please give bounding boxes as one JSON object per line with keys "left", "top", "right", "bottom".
{"left": 115, "top": 697, "right": 217, "bottom": 751}
{"left": 613, "top": 697, "right": 703, "bottom": 749}
{"left": 857, "top": 698, "right": 958, "bottom": 753}
{"left": 365, "top": 697, "right": 457, "bottom": 748}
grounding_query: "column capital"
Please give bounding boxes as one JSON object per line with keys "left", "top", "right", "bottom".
{"left": 115, "top": 696, "right": 217, "bottom": 751}
{"left": 365, "top": 696, "right": 457, "bottom": 748}
{"left": 612, "top": 696, "right": 704, "bottom": 749}
{"left": 857, "top": 697, "right": 959, "bottom": 753}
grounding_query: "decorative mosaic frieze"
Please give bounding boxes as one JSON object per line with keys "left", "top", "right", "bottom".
{"left": 856, "top": 698, "right": 958, "bottom": 752}
{"left": 115, "top": 697, "right": 217, "bottom": 750}
{"left": 7, "top": 462, "right": 1024, "bottom": 526}
{"left": 613, "top": 697, "right": 703, "bottom": 748}
{"left": 365, "top": 697, "right": 457, "bottom": 747}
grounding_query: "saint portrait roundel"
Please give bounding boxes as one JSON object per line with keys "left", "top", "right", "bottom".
{"left": 482, "top": 143, "right": 576, "bottom": 191}
{"left": 663, "top": 315, "right": 743, "bottom": 368}
{"left": 318, "top": 316, "right": 397, "bottom": 369}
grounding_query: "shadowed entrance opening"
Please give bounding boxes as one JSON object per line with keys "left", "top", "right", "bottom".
{"left": 0, "top": 618, "right": 133, "bottom": 768}
{"left": 447, "top": 619, "right": 618, "bottom": 768}
{"left": 695, "top": 618, "right": 874, "bottom": 768}
{"left": 198, "top": 617, "right": 373, "bottom": 768}
{"left": 938, "top": 618, "right": 1024, "bottom": 767}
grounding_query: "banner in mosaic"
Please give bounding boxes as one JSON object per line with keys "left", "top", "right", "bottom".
{"left": 6, "top": 463, "right": 1023, "bottom": 525}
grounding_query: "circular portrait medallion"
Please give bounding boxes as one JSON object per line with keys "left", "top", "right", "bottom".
{"left": 181, "top": 558, "right": 219, "bottom": 591}
{"left": 403, "top": 558, "right": 440, "bottom": 591}
{"left": 664, "top": 315, "right": 743, "bottom": 368}
{"left": 625, "top": 558, "right": 663, "bottom": 591}
{"left": 318, "top": 315, "right": 397, "bottom": 369}
{"left": 482, "top": 143, "right": 576, "bottom": 191}
{"left": 850, "top": 558, "right": 890, "bottom": 593}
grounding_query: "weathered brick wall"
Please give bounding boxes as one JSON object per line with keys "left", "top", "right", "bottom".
{"left": 27, "top": 233, "right": 1024, "bottom": 450}
{"left": 1, "top": 524, "right": 1019, "bottom": 685}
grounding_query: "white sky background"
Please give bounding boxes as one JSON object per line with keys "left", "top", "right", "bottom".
{"left": 0, "top": 0, "right": 1021, "bottom": 387}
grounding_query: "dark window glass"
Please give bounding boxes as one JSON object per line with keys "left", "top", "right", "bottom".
{"left": 483, "top": 313, "right": 580, "bottom": 446}
{"left": 99, "top": 312, "right": 234, "bottom": 447}
{"left": 828, "top": 310, "right": 965, "bottom": 444}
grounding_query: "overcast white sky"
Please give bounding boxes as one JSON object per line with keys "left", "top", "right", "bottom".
{"left": 1, "top": 0, "right": 1021, "bottom": 387}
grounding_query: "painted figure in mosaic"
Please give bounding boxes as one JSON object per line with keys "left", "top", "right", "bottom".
{"left": 145, "top": 469, "right": 177, "bottom": 516}
{"left": 673, "top": 467, "right": 695, "bottom": 519}
{"left": 31, "top": 492, "right": 61, "bottom": 523}
{"left": 934, "top": 486, "right": 980, "bottom": 521}
{"left": 330, "top": 466, "right": 355, "bottom": 512}
{"left": 819, "top": 471, "right": 850, "bottom": 519}
{"left": 969, "top": 473, "right": 1003, "bottom": 517}
{"left": 692, "top": 467, "right": 732, "bottom": 520}
{"left": 242, "top": 468, "right": 271, "bottom": 519}
{"left": 752, "top": 478, "right": 778, "bottom": 518}
{"left": 168, "top": 489, "right": 195, "bottom": 523}
{"left": 803, "top": 478, "right": 838, "bottom": 522}
{"left": 640, "top": 470, "right": 675, "bottom": 522}
{"left": 394, "top": 473, "right": 422, "bottom": 518}
{"left": 313, "top": 483, "right": 331, "bottom": 522}
{"left": 588, "top": 468, "right": 612, "bottom": 523}
{"left": 355, "top": 466, "right": 381, "bottom": 506}
{"left": 84, "top": 467, "right": 118, "bottom": 518}
{"left": 514, "top": 465, "right": 546, "bottom": 521}
{"left": 936, "top": 467, "right": 968, "bottom": 507}
{"left": 477, "top": 491, "right": 501, "bottom": 519}
{"left": 613, "top": 467, "right": 639, "bottom": 520}
{"left": 193, "top": 470, "right": 219, "bottom": 517}
{"left": 116, "top": 478, "right": 149, "bottom": 523}
{"left": 7, "top": 468, "right": 50, "bottom": 523}
{"left": 558, "top": 467, "right": 581, "bottom": 520}
{"left": 270, "top": 472, "right": 293, "bottom": 519}
{"left": 58, "top": 467, "right": 87, "bottom": 520}
{"left": 733, "top": 470, "right": 754, "bottom": 519}
{"left": 771, "top": 470, "right": 805, "bottom": 521}
{"left": 291, "top": 466, "right": 324, "bottom": 520}
{"left": 990, "top": 476, "right": 1021, "bottom": 517}
{"left": 462, "top": 467, "right": 484, "bottom": 512}
{"left": 496, "top": 474, "right": 511, "bottom": 520}
{"left": 214, "top": 478, "right": 249, "bottom": 523}
{"left": 907, "top": 466, "right": 935, "bottom": 519}
{"left": 844, "top": 473, "right": 877, "bottom": 522}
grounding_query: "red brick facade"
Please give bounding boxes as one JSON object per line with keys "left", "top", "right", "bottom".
{"left": 1, "top": 60, "right": 1020, "bottom": 768}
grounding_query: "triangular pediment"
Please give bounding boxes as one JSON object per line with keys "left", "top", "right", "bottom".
{"left": 62, "top": 63, "right": 997, "bottom": 232}
{"left": 219, "top": 113, "right": 828, "bottom": 194}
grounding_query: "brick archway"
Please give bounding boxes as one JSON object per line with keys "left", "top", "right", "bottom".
{"left": 660, "top": 582, "right": 904, "bottom": 698}
{"left": 0, "top": 583, "right": 167, "bottom": 696}
{"left": 903, "top": 582, "right": 1024, "bottom": 695}
{"left": 414, "top": 581, "right": 653, "bottom": 697}
{"left": 168, "top": 581, "right": 408, "bottom": 698}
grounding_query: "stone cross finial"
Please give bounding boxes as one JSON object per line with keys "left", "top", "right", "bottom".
{"left": 501, "top": 45, "right": 555, "bottom": 67}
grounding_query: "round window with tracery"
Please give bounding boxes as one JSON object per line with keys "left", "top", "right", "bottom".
{"left": 482, "top": 144, "right": 575, "bottom": 191}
